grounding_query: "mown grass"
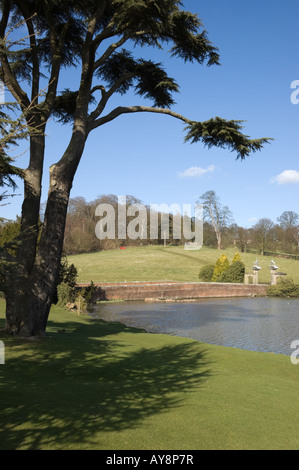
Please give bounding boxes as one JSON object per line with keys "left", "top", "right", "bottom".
{"left": 1, "top": 300, "right": 299, "bottom": 450}
{"left": 68, "top": 245, "right": 299, "bottom": 285}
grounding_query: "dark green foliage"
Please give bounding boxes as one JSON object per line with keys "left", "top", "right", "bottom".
{"left": 199, "top": 264, "right": 214, "bottom": 282}
{"left": 7, "top": 0, "right": 86, "bottom": 72}
{"left": 0, "top": 154, "right": 19, "bottom": 191}
{"left": 1, "top": 0, "right": 269, "bottom": 158}
{"left": 0, "top": 219, "right": 20, "bottom": 246}
{"left": 185, "top": 117, "right": 272, "bottom": 160}
{"left": 134, "top": 60, "right": 179, "bottom": 108}
{"left": 0, "top": 106, "right": 26, "bottom": 204}
{"left": 52, "top": 89, "right": 96, "bottom": 124}
{"left": 267, "top": 278, "right": 299, "bottom": 298}
{"left": 169, "top": 10, "right": 220, "bottom": 65}
{"left": 218, "top": 260, "right": 245, "bottom": 283}
{"left": 57, "top": 279, "right": 95, "bottom": 310}
{"left": 95, "top": 50, "right": 137, "bottom": 94}
{"left": 80, "top": 280, "right": 96, "bottom": 305}
{"left": 53, "top": 256, "right": 78, "bottom": 304}
{"left": 57, "top": 256, "right": 78, "bottom": 288}
{"left": 0, "top": 219, "right": 21, "bottom": 257}
{"left": 96, "top": 50, "right": 179, "bottom": 108}
{"left": 57, "top": 282, "right": 76, "bottom": 308}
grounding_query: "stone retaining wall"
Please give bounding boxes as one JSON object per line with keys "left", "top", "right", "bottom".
{"left": 79, "top": 281, "right": 268, "bottom": 302}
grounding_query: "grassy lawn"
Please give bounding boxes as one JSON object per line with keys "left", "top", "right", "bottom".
{"left": 68, "top": 245, "right": 299, "bottom": 285}
{"left": 1, "top": 299, "right": 299, "bottom": 450}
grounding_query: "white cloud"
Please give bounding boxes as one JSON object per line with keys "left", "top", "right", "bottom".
{"left": 178, "top": 164, "right": 216, "bottom": 178}
{"left": 271, "top": 170, "right": 299, "bottom": 185}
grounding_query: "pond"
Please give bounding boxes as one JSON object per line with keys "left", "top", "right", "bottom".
{"left": 88, "top": 297, "right": 299, "bottom": 356}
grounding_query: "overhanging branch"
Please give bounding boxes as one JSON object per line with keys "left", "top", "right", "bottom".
{"left": 89, "top": 105, "right": 192, "bottom": 132}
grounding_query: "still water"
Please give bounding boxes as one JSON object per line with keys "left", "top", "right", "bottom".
{"left": 89, "top": 297, "right": 299, "bottom": 356}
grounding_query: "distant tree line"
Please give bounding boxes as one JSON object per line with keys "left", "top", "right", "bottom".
{"left": 199, "top": 191, "right": 299, "bottom": 257}
{"left": 1, "top": 193, "right": 299, "bottom": 258}
{"left": 61, "top": 194, "right": 196, "bottom": 253}
{"left": 204, "top": 212, "right": 299, "bottom": 258}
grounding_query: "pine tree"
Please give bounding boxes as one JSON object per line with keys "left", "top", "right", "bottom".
{"left": 0, "top": 1, "right": 272, "bottom": 335}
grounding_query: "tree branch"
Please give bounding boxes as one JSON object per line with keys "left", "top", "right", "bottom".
{"left": 14, "top": 3, "right": 39, "bottom": 102}
{"left": 0, "top": 49, "right": 31, "bottom": 112}
{"left": 41, "top": 23, "right": 69, "bottom": 117}
{"left": 89, "top": 105, "right": 192, "bottom": 132}
{"left": 88, "top": 73, "right": 135, "bottom": 125}
{"left": 93, "top": 34, "right": 129, "bottom": 71}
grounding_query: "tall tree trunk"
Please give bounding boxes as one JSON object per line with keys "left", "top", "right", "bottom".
{"left": 216, "top": 231, "right": 222, "bottom": 250}
{"left": 4, "top": 133, "right": 86, "bottom": 336}
{"left": 19, "top": 132, "right": 46, "bottom": 273}
{"left": 4, "top": 177, "right": 71, "bottom": 336}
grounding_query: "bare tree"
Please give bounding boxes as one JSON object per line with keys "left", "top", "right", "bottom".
{"left": 251, "top": 218, "right": 274, "bottom": 255}
{"left": 277, "top": 211, "right": 299, "bottom": 252}
{"left": 199, "top": 190, "right": 233, "bottom": 250}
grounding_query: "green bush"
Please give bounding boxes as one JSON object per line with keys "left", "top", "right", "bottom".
{"left": 218, "top": 260, "right": 245, "bottom": 283}
{"left": 57, "top": 258, "right": 78, "bottom": 288}
{"left": 199, "top": 265, "right": 215, "bottom": 282}
{"left": 53, "top": 256, "right": 78, "bottom": 304}
{"left": 57, "top": 282, "right": 76, "bottom": 308}
{"left": 267, "top": 277, "right": 299, "bottom": 297}
{"left": 80, "top": 280, "right": 96, "bottom": 304}
{"left": 212, "top": 254, "right": 230, "bottom": 282}
{"left": 75, "top": 294, "right": 87, "bottom": 314}
{"left": 232, "top": 252, "right": 242, "bottom": 263}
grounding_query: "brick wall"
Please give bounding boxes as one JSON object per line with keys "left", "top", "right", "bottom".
{"left": 84, "top": 281, "right": 268, "bottom": 302}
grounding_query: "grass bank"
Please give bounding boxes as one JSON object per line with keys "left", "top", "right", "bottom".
{"left": 0, "top": 300, "right": 298, "bottom": 450}
{"left": 68, "top": 245, "right": 299, "bottom": 285}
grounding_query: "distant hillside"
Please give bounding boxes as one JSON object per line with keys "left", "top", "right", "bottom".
{"left": 68, "top": 245, "right": 299, "bottom": 285}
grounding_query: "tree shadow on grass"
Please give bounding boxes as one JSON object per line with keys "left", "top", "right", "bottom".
{"left": 0, "top": 316, "right": 211, "bottom": 449}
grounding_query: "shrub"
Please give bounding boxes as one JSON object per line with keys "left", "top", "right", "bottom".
{"left": 53, "top": 256, "right": 78, "bottom": 304}
{"left": 199, "top": 265, "right": 215, "bottom": 282}
{"left": 267, "top": 277, "right": 299, "bottom": 297}
{"left": 232, "top": 252, "right": 242, "bottom": 263}
{"left": 57, "top": 282, "right": 76, "bottom": 307}
{"left": 218, "top": 260, "right": 245, "bottom": 283}
{"left": 81, "top": 280, "right": 96, "bottom": 305}
{"left": 212, "top": 254, "right": 230, "bottom": 282}
{"left": 57, "top": 258, "right": 78, "bottom": 288}
{"left": 75, "top": 294, "right": 87, "bottom": 314}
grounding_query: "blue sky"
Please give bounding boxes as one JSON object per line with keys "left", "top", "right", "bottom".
{"left": 2, "top": 0, "right": 299, "bottom": 228}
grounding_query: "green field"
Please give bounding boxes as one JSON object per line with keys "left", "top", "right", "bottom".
{"left": 1, "top": 245, "right": 299, "bottom": 450}
{"left": 1, "top": 301, "right": 299, "bottom": 450}
{"left": 68, "top": 245, "right": 299, "bottom": 284}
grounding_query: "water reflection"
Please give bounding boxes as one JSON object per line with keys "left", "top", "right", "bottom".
{"left": 89, "top": 297, "right": 299, "bottom": 356}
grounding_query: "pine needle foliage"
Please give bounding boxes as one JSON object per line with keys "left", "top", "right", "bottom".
{"left": 185, "top": 117, "right": 272, "bottom": 160}
{"left": 0, "top": 0, "right": 271, "bottom": 156}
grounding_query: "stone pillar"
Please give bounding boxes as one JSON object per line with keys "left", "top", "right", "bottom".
{"left": 253, "top": 270, "right": 259, "bottom": 285}
{"left": 270, "top": 271, "right": 278, "bottom": 285}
